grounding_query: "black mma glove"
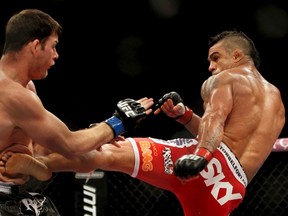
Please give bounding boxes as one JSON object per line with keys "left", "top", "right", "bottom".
{"left": 104, "top": 98, "right": 147, "bottom": 137}
{"left": 155, "top": 91, "right": 193, "bottom": 125}
{"left": 174, "top": 147, "right": 213, "bottom": 179}
{"left": 156, "top": 91, "right": 184, "bottom": 107}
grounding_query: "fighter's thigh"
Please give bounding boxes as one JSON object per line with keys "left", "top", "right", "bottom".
{"left": 100, "top": 140, "right": 135, "bottom": 174}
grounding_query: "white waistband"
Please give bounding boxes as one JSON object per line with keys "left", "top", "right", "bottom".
{"left": 218, "top": 143, "right": 248, "bottom": 187}
{"left": 0, "top": 182, "right": 17, "bottom": 194}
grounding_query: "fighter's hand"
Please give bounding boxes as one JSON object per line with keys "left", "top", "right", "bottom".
{"left": 174, "top": 148, "right": 213, "bottom": 180}
{"left": 137, "top": 97, "right": 154, "bottom": 115}
{"left": 153, "top": 92, "right": 193, "bottom": 125}
{"left": 105, "top": 98, "right": 154, "bottom": 137}
{"left": 106, "top": 135, "right": 125, "bottom": 148}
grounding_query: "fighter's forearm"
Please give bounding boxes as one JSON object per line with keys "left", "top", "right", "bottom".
{"left": 184, "top": 113, "right": 201, "bottom": 137}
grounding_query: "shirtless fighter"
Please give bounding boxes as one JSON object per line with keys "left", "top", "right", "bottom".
{"left": 0, "top": 8, "right": 152, "bottom": 216}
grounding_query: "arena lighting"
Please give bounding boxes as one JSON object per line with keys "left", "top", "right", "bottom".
{"left": 255, "top": 4, "right": 288, "bottom": 39}
{"left": 148, "top": 0, "right": 181, "bottom": 18}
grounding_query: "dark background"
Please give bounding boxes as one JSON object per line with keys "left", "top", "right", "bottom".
{"left": 1, "top": 1, "right": 288, "bottom": 215}
{"left": 1, "top": 0, "right": 287, "bottom": 138}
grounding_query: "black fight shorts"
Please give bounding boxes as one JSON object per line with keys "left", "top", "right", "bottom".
{"left": 0, "top": 186, "right": 60, "bottom": 216}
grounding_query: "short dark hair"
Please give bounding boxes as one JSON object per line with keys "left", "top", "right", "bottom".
{"left": 3, "top": 9, "right": 62, "bottom": 54}
{"left": 208, "top": 30, "right": 261, "bottom": 69}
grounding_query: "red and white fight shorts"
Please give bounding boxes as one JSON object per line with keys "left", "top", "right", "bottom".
{"left": 126, "top": 137, "right": 247, "bottom": 216}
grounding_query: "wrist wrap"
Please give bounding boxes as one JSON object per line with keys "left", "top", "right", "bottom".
{"left": 105, "top": 116, "right": 125, "bottom": 137}
{"left": 175, "top": 106, "right": 193, "bottom": 125}
{"left": 194, "top": 147, "right": 213, "bottom": 162}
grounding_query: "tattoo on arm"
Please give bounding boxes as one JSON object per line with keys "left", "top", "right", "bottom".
{"left": 201, "top": 76, "right": 218, "bottom": 100}
{"left": 205, "top": 125, "right": 222, "bottom": 151}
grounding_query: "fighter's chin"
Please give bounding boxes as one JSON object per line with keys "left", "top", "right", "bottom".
{"left": 42, "top": 70, "right": 49, "bottom": 79}
{"left": 44, "top": 72, "right": 49, "bottom": 78}
{"left": 212, "top": 70, "right": 220, "bottom": 75}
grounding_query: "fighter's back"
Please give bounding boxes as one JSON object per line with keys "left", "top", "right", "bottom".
{"left": 220, "top": 67, "right": 285, "bottom": 182}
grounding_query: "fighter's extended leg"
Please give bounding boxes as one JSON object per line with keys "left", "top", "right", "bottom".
{"left": 0, "top": 152, "right": 52, "bottom": 181}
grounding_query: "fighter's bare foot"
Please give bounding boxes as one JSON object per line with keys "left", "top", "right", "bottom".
{"left": 0, "top": 151, "right": 52, "bottom": 181}
{"left": 0, "top": 151, "right": 13, "bottom": 173}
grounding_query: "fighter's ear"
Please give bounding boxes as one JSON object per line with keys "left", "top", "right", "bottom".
{"left": 232, "top": 49, "right": 244, "bottom": 62}
{"left": 28, "top": 38, "right": 41, "bottom": 54}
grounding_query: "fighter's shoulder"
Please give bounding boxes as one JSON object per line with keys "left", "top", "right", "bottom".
{"left": 0, "top": 79, "right": 40, "bottom": 108}
{"left": 205, "top": 71, "right": 235, "bottom": 88}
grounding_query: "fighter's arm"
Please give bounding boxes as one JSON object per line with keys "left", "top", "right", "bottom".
{"left": 197, "top": 75, "right": 233, "bottom": 152}
{"left": 5, "top": 88, "right": 112, "bottom": 158}
{"left": 5, "top": 84, "right": 154, "bottom": 158}
{"left": 174, "top": 74, "right": 233, "bottom": 179}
